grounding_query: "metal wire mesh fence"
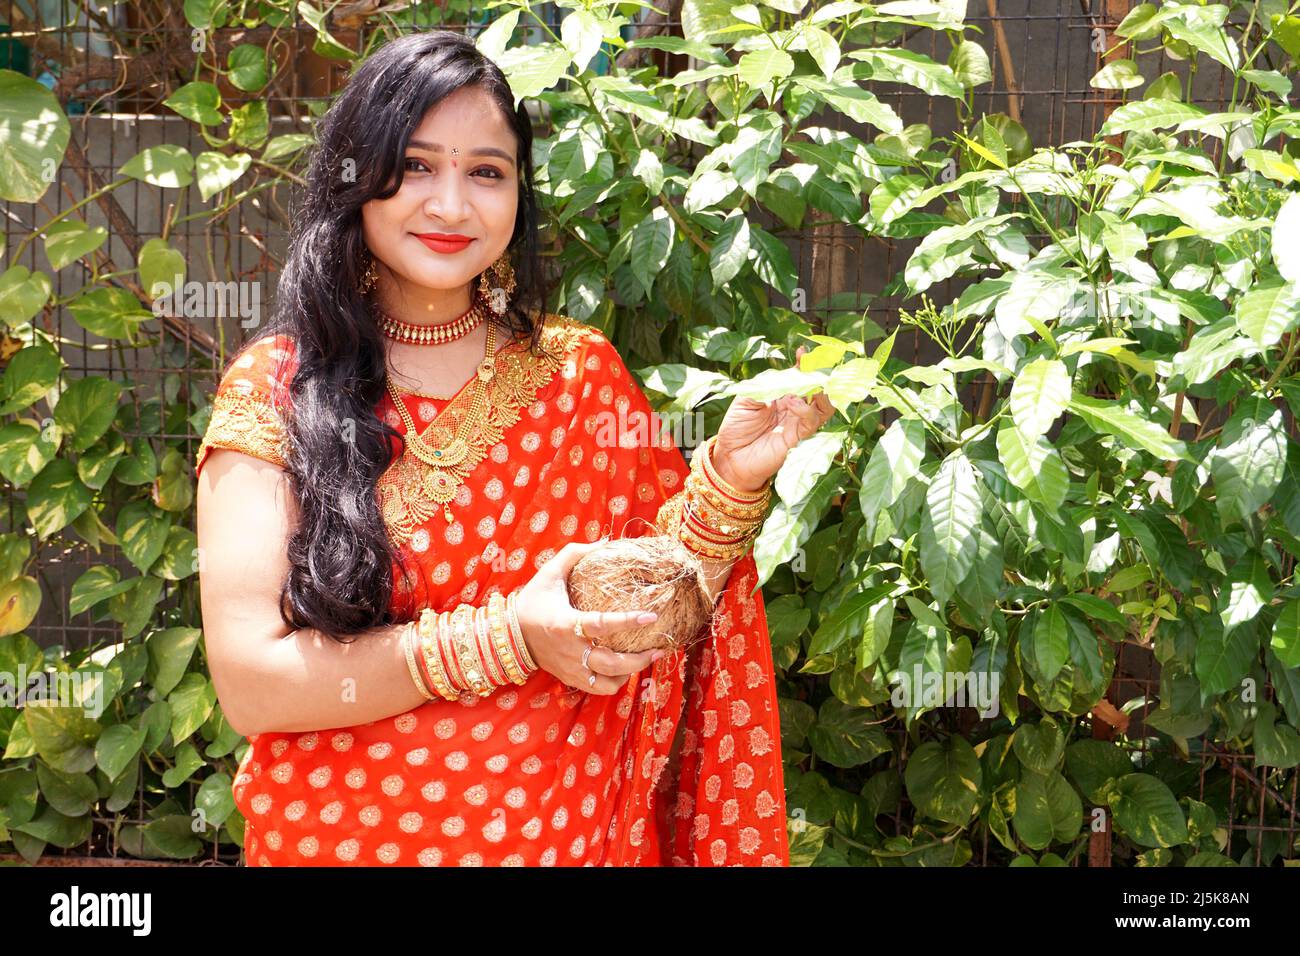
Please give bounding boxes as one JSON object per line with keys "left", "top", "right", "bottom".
{"left": 0, "top": 0, "right": 1295, "bottom": 865}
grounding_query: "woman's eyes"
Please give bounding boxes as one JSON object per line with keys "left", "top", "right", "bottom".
{"left": 402, "top": 158, "right": 503, "bottom": 180}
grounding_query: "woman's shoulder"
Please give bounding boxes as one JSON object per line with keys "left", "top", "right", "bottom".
{"left": 217, "top": 330, "right": 299, "bottom": 405}
{"left": 530, "top": 311, "right": 630, "bottom": 374}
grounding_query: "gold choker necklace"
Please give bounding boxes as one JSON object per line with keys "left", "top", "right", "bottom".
{"left": 377, "top": 299, "right": 485, "bottom": 346}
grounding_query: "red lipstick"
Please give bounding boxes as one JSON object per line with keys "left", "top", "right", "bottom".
{"left": 415, "top": 233, "right": 474, "bottom": 254}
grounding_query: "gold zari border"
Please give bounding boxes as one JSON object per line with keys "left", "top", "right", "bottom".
{"left": 378, "top": 314, "right": 594, "bottom": 549}
{"left": 196, "top": 388, "right": 288, "bottom": 473}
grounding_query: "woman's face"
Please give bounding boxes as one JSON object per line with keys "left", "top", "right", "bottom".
{"left": 361, "top": 84, "right": 519, "bottom": 303}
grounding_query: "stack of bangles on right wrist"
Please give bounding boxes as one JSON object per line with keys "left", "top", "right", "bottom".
{"left": 401, "top": 590, "right": 538, "bottom": 703}
{"left": 656, "top": 435, "right": 773, "bottom": 561}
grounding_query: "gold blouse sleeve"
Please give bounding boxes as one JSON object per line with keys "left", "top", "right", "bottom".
{"left": 195, "top": 388, "right": 289, "bottom": 476}
{"left": 194, "top": 335, "right": 295, "bottom": 478}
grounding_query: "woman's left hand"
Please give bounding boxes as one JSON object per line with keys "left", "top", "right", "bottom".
{"left": 711, "top": 347, "right": 836, "bottom": 493}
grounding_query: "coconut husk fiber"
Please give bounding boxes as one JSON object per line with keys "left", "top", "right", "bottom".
{"left": 566, "top": 536, "right": 714, "bottom": 653}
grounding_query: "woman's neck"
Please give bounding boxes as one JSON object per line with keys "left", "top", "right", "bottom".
{"left": 376, "top": 281, "right": 475, "bottom": 326}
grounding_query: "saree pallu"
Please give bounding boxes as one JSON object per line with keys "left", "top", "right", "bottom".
{"left": 194, "top": 313, "right": 790, "bottom": 866}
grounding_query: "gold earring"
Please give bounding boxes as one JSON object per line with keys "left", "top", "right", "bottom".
{"left": 477, "top": 253, "right": 516, "bottom": 317}
{"left": 359, "top": 254, "right": 379, "bottom": 295}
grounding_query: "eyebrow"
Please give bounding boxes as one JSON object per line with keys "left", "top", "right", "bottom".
{"left": 407, "top": 140, "right": 516, "bottom": 165}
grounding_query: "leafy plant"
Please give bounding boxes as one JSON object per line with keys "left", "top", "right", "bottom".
{"left": 1, "top": 0, "right": 1298, "bottom": 866}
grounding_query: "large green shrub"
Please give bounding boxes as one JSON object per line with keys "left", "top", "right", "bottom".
{"left": 1, "top": 0, "right": 1298, "bottom": 865}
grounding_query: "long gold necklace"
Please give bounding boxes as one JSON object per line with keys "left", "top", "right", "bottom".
{"left": 384, "top": 322, "right": 497, "bottom": 523}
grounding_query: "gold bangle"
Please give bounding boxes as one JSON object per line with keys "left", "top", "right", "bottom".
{"left": 474, "top": 604, "right": 507, "bottom": 688}
{"left": 698, "top": 435, "right": 771, "bottom": 502}
{"left": 403, "top": 620, "right": 435, "bottom": 701}
{"left": 488, "top": 592, "right": 526, "bottom": 685}
{"left": 418, "top": 609, "right": 459, "bottom": 702}
{"left": 506, "top": 591, "right": 537, "bottom": 673}
{"left": 452, "top": 605, "right": 491, "bottom": 697}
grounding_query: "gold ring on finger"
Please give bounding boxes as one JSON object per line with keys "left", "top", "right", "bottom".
{"left": 581, "top": 644, "right": 593, "bottom": 669}
{"left": 587, "top": 672, "right": 597, "bottom": 688}
{"left": 574, "top": 617, "right": 585, "bottom": 640}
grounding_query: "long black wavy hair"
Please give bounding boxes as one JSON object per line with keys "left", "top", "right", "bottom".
{"left": 255, "top": 30, "right": 547, "bottom": 640}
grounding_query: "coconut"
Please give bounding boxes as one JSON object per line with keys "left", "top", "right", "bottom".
{"left": 566, "top": 536, "right": 713, "bottom": 653}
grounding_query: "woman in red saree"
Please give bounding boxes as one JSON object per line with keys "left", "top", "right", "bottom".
{"left": 194, "top": 31, "right": 834, "bottom": 867}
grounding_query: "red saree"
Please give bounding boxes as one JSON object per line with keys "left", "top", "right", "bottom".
{"left": 194, "top": 313, "right": 790, "bottom": 866}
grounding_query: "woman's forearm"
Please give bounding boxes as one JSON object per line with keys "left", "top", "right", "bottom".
{"left": 213, "top": 620, "right": 428, "bottom": 737}
{"left": 698, "top": 554, "right": 742, "bottom": 605}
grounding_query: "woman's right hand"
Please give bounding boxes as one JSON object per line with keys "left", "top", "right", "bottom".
{"left": 514, "top": 539, "right": 664, "bottom": 695}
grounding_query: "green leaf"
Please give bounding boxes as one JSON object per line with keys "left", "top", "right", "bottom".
{"left": 0, "top": 70, "right": 70, "bottom": 202}
{"left": 1013, "top": 717, "right": 1067, "bottom": 772}
{"left": 0, "top": 421, "right": 58, "bottom": 487}
{"left": 848, "top": 48, "right": 964, "bottom": 97}
{"left": 162, "top": 741, "right": 206, "bottom": 787}
{"left": 869, "top": 174, "right": 927, "bottom": 227}
{"left": 904, "top": 737, "right": 982, "bottom": 825}
{"left": 948, "top": 39, "right": 992, "bottom": 88}
{"left": 296, "top": 0, "right": 355, "bottom": 60}
{"left": 1218, "top": 551, "right": 1272, "bottom": 636}
{"left": 1271, "top": 599, "right": 1300, "bottom": 668}
{"left": 195, "top": 151, "right": 252, "bottom": 201}
{"left": 709, "top": 212, "right": 750, "bottom": 287}
{"left": 53, "top": 376, "right": 122, "bottom": 453}
{"left": 0, "top": 265, "right": 53, "bottom": 327}
{"left": 1013, "top": 769, "right": 1082, "bottom": 849}
{"left": 1066, "top": 394, "right": 1189, "bottom": 462}
{"left": 119, "top": 145, "right": 194, "bottom": 189}
{"left": 995, "top": 421, "right": 1068, "bottom": 511}
{"left": 919, "top": 451, "right": 983, "bottom": 606}
{"left": 775, "top": 431, "right": 845, "bottom": 507}
{"left": 628, "top": 206, "right": 674, "bottom": 296}
{"left": 26, "top": 459, "right": 92, "bottom": 540}
{"left": 0, "top": 576, "right": 40, "bottom": 636}
{"left": 196, "top": 772, "right": 236, "bottom": 828}
{"left": 809, "top": 581, "right": 896, "bottom": 657}
{"left": 807, "top": 698, "right": 891, "bottom": 768}
{"left": 262, "top": 134, "right": 314, "bottom": 163}
{"left": 1108, "top": 773, "right": 1188, "bottom": 848}
{"left": 227, "top": 44, "right": 269, "bottom": 92}
{"left": 137, "top": 238, "right": 186, "bottom": 300}
{"left": 0, "top": 339, "right": 61, "bottom": 414}
{"left": 69, "top": 565, "right": 135, "bottom": 616}
{"left": 117, "top": 500, "right": 170, "bottom": 574}
{"left": 67, "top": 287, "right": 152, "bottom": 339}
{"left": 147, "top": 626, "right": 203, "bottom": 698}
{"left": 23, "top": 702, "right": 100, "bottom": 773}
{"left": 1099, "top": 99, "right": 1206, "bottom": 135}
{"left": 163, "top": 82, "right": 223, "bottom": 126}
{"left": 790, "top": 75, "right": 903, "bottom": 133}
{"left": 497, "top": 41, "right": 572, "bottom": 101}
{"left": 43, "top": 220, "right": 107, "bottom": 271}
{"left": 857, "top": 416, "right": 930, "bottom": 520}
{"left": 229, "top": 101, "right": 269, "bottom": 149}
{"left": 1032, "top": 605, "right": 1070, "bottom": 683}
{"left": 753, "top": 469, "right": 839, "bottom": 587}
{"left": 1275, "top": 192, "right": 1300, "bottom": 283}
{"left": 95, "top": 723, "right": 145, "bottom": 781}
{"left": 1233, "top": 278, "right": 1300, "bottom": 348}
{"left": 1010, "top": 358, "right": 1070, "bottom": 440}
{"left": 168, "top": 672, "right": 216, "bottom": 742}
{"left": 737, "top": 47, "right": 794, "bottom": 90}
{"left": 1210, "top": 399, "right": 1286, "bottom": 526}
{"left": 1090, "top": 58, "right": 1144, "bottom": 90}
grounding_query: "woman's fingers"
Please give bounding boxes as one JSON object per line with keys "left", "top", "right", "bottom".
{"left": 587, "top": 645, "right": 659, "bottom": 678}
{"left": 544, "top": 538, "right": 608, "bottom": 578}
{"left": 574, "top": 607, "right": 656, "bottom": 638}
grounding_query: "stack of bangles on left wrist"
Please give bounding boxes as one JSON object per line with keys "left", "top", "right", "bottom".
{"left": 656, "top": 434, "right": 773, "bottom": 562}
{"left": 401, "top": 591, "right": 538, "bottom": 703}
